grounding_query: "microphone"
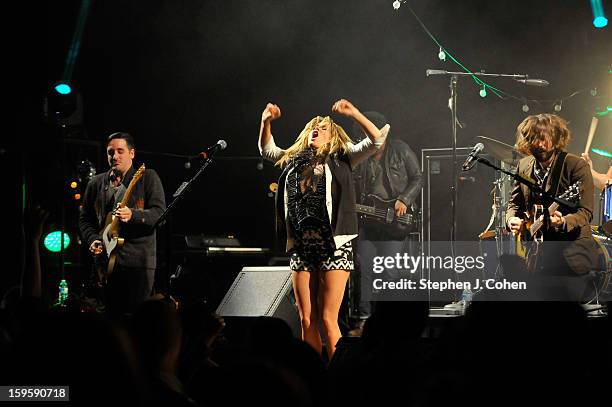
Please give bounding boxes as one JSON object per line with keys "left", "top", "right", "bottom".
{"left": 514, "top": 78, "right": 549, "bottom": 87}
{"left": 198, "top": 139, "right": 227, "bottom": 159}
{"left": 462, "top": 143, "right": 484, "bottom": 171}
{"left": 426, "top": 69, "right": 448, "bottom": 76}
{"left": 109, "top": 168, "right": 121, "bottom": 182}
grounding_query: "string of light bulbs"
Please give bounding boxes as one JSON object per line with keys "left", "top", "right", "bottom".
{"left": 391, "top": 0, "right": 607, "bottom": 114}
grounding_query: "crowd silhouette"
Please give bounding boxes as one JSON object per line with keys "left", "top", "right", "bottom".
{"left": 1, "top": 205, "right": 610, "bottom": 406}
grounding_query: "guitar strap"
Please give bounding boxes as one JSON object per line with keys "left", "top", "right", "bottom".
{"left": 105, "top": 179, "right": 126, "bottom": 213}
{"left": 522, "top": 152, "right": 568, "bottom": 272}
{"left": 114, "top": 184, "right": 127, "bottom": 205}
{"left": 547, "top": 151, "right": 567, "bottom": 204}
{"left": 109, "top": 166, "right": 136, "bottom": 208}
{"left": 542, "top": 151, "right": 567, "bottom": 234}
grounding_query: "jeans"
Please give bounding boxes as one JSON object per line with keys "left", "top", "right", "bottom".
{"left": 351, "top": 224, "right": 419, "bottom": 319}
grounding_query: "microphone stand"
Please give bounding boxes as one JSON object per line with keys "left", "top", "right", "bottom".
{"left": 426, "top": 69, "right": 530, "bottom": 81}
{"left": 449, "top": 75, "right": 460, "bottom": 306}
{"left": 152, "top": 153, "right": 221, "bottom": 232}
{"left": 438, "top": 73, "right": 462, "bottom": 308}
{"left": 425, "top": 68, "right": 538, "bottom": 310}
{"left": 473, "top": 156, "right": 577, "bottom": 210}
{"left": 150, "top": 151, "right": 222, "bottom": 291}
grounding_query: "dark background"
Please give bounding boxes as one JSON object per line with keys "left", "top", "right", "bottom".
{"left": 4, "top": 0, "right": 610, "bottom": 296}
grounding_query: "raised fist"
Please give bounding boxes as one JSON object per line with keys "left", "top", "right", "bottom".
{"left": 262, "top": 103, "right": 281, "bottom": 122}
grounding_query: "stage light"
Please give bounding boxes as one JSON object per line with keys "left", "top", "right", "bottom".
{"left": 44, "top": 231, "right": 71, "bottom": 253}
{"left": 592, "top": 147, "right": 612, "bottom": 158}
{"left": 392, "top": 0, "right": 401, "bottom": 11}
{"left": 70, "top": 181, "right": 78, "bottom": 189}
{"left": 596, "top": 106, "right": 612, "bottom": 117}
{"left": 73, "top": 193, "right": 81, "bottom": 200}
{"left": 54, "top": 82, "right": 72, "bottom": 95}
{"left": 267, "top": 182, "right": 278, "bottom": 198}
{"left": 554, "top": 101, "right": 562, "bottom": 112}
{"left": 590, "top": 0, "right": 608, "bottom": 28}
{"left": 593, "top": 16, "right": 608, "bottom": 27}
{"left": 44, "top": 81, "right": 80, "bottom": 123}
{"left": 522, "top": 104, "right": 530, "bottom": 113}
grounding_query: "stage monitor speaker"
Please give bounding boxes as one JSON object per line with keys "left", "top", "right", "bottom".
{"left": 215, "top": 266, "right": 300, "bottom": 337}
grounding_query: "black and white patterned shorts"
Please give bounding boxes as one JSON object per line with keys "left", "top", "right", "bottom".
{"left": 289, "top": 228, "right": 354, "bottom": 272}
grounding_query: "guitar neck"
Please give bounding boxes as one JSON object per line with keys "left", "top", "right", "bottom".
{"left": 355, "top": 204, "right": 411, "bottom": 224}
{"left": 110, "top": 181, "right": 137, "bottom": 232}
{"left": 119, "top": 164, "right": 146, "bottom": 208}
{"left": 355, "top": 204, "right": 375, "bottom": 215}
{"left": 120, "top": 182, "right": 138, "bottom": 207}
{"left": 110, "top": 164, "right": 146, "bottom": 230}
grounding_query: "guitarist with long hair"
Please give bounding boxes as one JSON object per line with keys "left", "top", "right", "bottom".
{"left": 79, "top": 132, "right": 166, "bottom": 317}
{"left": 506, "top": 114, "right": 598, "bottom": 282}
{"left": 349, "top": 111, "right": 423, "bottom": 335}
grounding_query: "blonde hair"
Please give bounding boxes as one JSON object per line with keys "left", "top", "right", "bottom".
{"left": 275, "top": 116, "right": 353, "bottom": 167}
{"left": 515, "top": 113, "right": 571, "bottom": 155}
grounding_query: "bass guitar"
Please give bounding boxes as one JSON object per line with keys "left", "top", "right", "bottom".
{"left": 355, "top": 194, "right": 416, "bottom": 240}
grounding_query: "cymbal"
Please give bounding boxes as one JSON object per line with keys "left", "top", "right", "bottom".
{"left": 476, "top": 136, "right": 525, "bottom": 166}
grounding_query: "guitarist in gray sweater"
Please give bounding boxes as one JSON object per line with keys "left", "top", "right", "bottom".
{"left": 79, "top": 132, "right": 166, "bottom": 317}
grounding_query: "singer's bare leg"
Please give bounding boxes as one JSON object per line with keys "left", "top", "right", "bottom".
{"left": 292, "top": 270, "right": 322, "bottom": 355}
{"left": 319, "top": 269, "right": 350, "bottom": 360}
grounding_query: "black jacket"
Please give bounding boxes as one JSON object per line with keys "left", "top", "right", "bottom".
{"left": 275, "top": 151, "right": 358, "bottom": 250}
{"left": 506, "top": 153, "right": 597, "bottom": 275}
{"left": 354, "top": 138, "right": 423, "bottom": 206}
{"left": 506, "top": 153, "right": 594, "bottom": 241}
{"left": 79, "top": 166, "right": 166, "bottom": 269}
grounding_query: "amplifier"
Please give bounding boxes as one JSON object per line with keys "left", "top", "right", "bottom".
{"left": 421, "top": 147, "right": 498, "bottom": 244}
{"left": 185, "top": 234, "right": 242, "bottom": 248}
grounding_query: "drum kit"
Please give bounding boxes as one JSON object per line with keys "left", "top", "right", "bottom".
{"left": 474, "top": 135, "right": 524, "bottom": 253}
{"left": 593, "top": 180, "right": 612, "bottom": 303}
{"left": 474, "top": 135, "right": 612, "bottom": 303}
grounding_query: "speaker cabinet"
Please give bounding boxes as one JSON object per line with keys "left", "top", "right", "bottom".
{"left": 215, "top": 266, "right": 300, "bottom": 337}
{"left": 421, "top": 147, "right": 498, "bottom": 303}
{"left": 421, "top": 147, "right": 497, "bottom": 244}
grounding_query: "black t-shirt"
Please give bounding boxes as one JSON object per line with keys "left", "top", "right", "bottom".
{"left": 365, "top": 156, "right": 391, "bottom": 200}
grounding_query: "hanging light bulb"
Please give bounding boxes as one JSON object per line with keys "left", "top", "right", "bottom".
{"left": 438, "top": 47, "right": 446, "bottom": 61}
{"left": 522, "top": 104, "right": 530, "bottom": 113}
{"left": 553, "top": 100, "right": 562, "bottom": 112}
{"left": 479, "top": 84, "right": 487, "bottom": 98}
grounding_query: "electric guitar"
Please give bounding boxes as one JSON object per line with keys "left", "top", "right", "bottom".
{"left": 355, "top": 194, "right": 416, "bottom": 239}
{"left": 516, "top": 181, "right": 581, "bottom": 271}
{"left": 97, "top": 164, "right": 146, "bottom": 284}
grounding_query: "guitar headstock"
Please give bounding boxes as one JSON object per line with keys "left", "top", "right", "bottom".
{"left": 559, "top": 181, "right": 581, "bottom": 203}
{"left": 133, "top": 163, "right": 146, "bottom": 183}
